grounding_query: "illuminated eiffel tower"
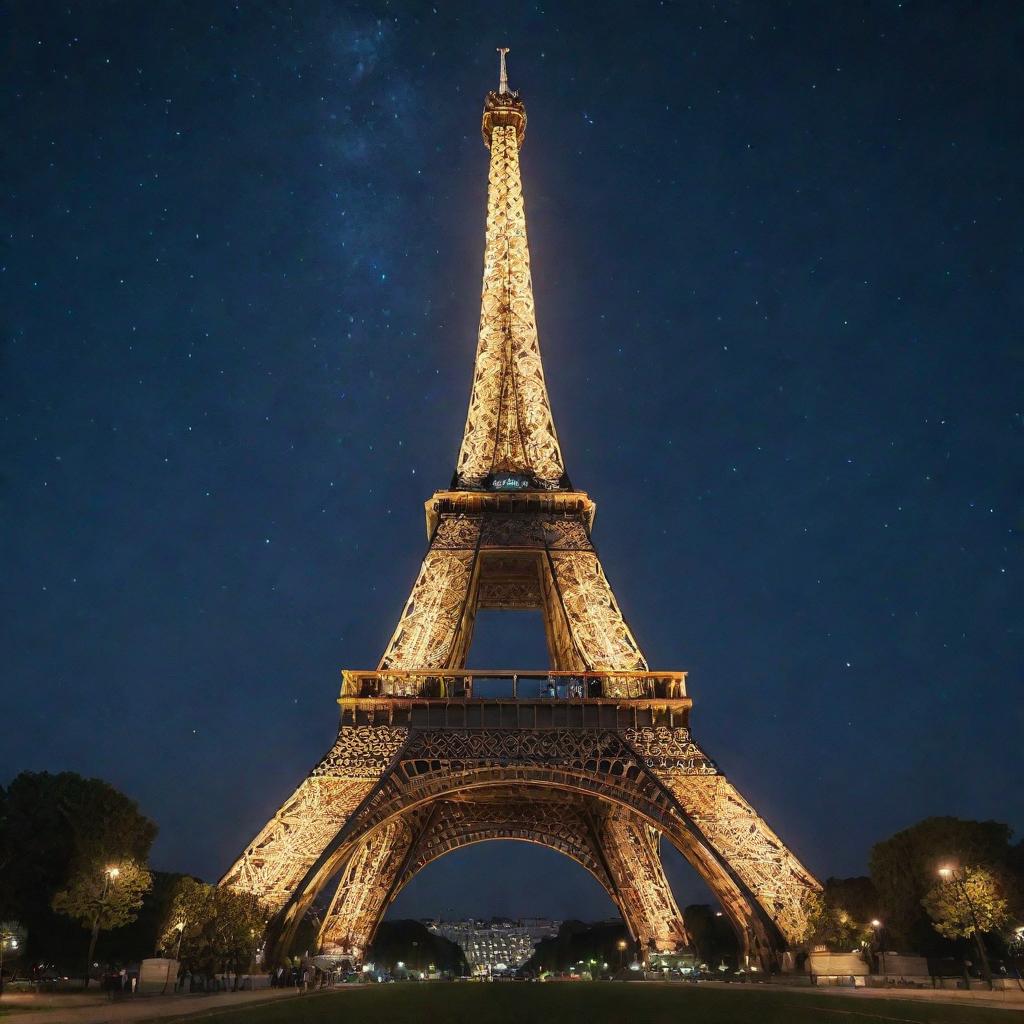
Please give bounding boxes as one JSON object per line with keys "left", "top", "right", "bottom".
{"left": 223, "top": 51, "right": 820, "bottom": 969}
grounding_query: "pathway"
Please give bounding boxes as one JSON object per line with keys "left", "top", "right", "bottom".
{"left": 0, "top": 987, "right": 306, "bottom": 1024}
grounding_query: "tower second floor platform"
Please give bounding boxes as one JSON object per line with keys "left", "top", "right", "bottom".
{"left": 337, "top": 668, "right": 691, "bottom": 730}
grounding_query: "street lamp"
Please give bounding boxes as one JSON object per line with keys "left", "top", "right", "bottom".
{"left": 870, "top": 919, "right": 885, "bottom": 977}
{"left": 160, "top": 922, "right": 187, "bottom": 996}
{"left": 84, "top": 865, "right": 120, "bottom": 989}
{"left": 937, "top": 864, "right": 992, "bottom": 989}
{"left": 1, "top": 930, "right": 21, "bottom": 999}
{"left": 617, "top": 938, "right": 627, "bottom": 970}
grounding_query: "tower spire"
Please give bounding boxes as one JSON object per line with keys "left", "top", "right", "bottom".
{"left": 497, "top": 46, "right": 510, "bottom": 94}
{"left": 454, "top": 59, "right": 568, "bottom": 491}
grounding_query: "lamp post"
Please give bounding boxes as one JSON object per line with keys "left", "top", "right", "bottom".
{"left": 0, "top": 931, "right": 20, "bottom": 998}
{"left": 617, "top": 939, "right": 627, "bottom": 971}
{"left": 938, "top": 866, "right": 992, "bottom": 989}
{"left": 870, "top": 920, "right": 885, "bottom": 978}
{"left": 84, "top": 866, "right": 120, "bottom": 989}
{"left": 161, "top": 922, "right": 186, "bottom": 996}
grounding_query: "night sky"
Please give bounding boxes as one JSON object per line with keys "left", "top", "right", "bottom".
{"left": 3, "top": 2, "right": 1022, "bottom": 923}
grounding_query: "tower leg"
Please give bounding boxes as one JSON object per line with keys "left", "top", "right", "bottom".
{"left": 220, "top": 726, "right": 408, "bottom": 920}
{"left": 317, "top": 819, "right": 415, "bottom": 962}
{"left": 625, "top": 725, "right": 819, "bottom": 965}
{"left": 597, "top": 809, "right": 689, "bottom": 960}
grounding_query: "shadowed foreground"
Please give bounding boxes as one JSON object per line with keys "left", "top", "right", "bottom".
{"left": 153, "top": 983, "right": 1023, "bottom": 1024}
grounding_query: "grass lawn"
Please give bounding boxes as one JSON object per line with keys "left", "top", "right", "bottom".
{"left": 157, "top": 982, "right": 1022, "bottom": 1024}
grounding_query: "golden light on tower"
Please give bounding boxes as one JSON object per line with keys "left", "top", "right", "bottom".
{"left": 220, "top": 50, "right": 821, "bottom": 972}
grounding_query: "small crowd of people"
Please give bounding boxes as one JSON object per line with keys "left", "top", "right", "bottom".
{"left": 269, "top": 963, "right": 335, "bottom": 991}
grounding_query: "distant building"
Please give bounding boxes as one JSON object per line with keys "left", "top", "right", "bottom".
{"left": 426, "top": 918, "right": 560, "bottom": 974}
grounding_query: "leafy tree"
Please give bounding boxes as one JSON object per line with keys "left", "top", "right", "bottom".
{"left": 368, "top": 920, "right": 467, "bottom": 975}
{"left": 0, "top": 772, "right": 157, "bottom": 967}
{"left": 1, "top": 920, "right": 28, "bottom": 993}
{"left": 922, "top": 866, "right": 1009, "bottom": 984}
{"left": 683, "top": 905, "right": 739, "bottom": 966}
{"left": 289, "top": 909, "right": 321, "bottom": 963}
{"left": 800, "top": 892, "right": 871, "bottom": 954}
{"left": 52, "top": 860, "right": 151, "bottom": 985}
{"left": 823, "top": 877, "right": 880, "bottom": 924}
{"left": 211, "top": 887, "right": 267, "bottom": 986}
{"left": 799, "top": 878, "right": 880, "bottom": 954}
{"left": 923, "top": 868, "right": 1010, "bottom": 940}
{"left": 869, "top": 817, "right": 1014, "bottom": 952}
{"left": 160, "top": 878, "right": 267, "bottom": 988}
{"left": 104, "top": 871, "right": 191, "bottom": 964}
{"left": 523, "top": 920, "right": 631, "bottom": 975}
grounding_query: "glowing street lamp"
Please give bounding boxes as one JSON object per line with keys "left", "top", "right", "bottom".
{"left": 870, "top": 919, "right": 885, "bottom": 976}
{"left": 1, "top": 927, "right": 23, "bottom": 998}
{"left": 83, "top": 864, "right": 121, "bottom": 989}
{"left": 936, "top": 864, "right": 992, "bottom": 988}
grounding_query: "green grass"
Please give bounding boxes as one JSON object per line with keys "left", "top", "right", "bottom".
{"left": 157, "top": 982, "right": 1021, "bottom": 1024}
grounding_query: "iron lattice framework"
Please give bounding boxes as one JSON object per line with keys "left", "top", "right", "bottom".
{"left": 222, "top": 56, "right": 820, "bottom": 969}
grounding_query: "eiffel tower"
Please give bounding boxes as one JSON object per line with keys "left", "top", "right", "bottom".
{"left": 223, "top": 51, "right": 820, "bottom": 970}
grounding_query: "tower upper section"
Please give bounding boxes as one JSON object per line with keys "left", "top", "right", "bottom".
{"left": 453, "top": 52, "right": 569, "bottom": 492}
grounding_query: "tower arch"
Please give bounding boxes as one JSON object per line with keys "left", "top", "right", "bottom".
{"left": 316, "top": 787, "right": 690, "bottom": 961}
{"left": 221, "top": 50, "right": 821, "bottom": 973}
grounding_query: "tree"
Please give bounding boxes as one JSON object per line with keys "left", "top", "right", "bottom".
{"left": 922, "top": 866, "right": 1009, "bottom": 985}
{"left": 210, "top": 887, "right": 266, "bottom": 987}
{"left": 682, "top": 905, "right": 739, "bottom": 967}
{"left": 1, "top": 920, "right": 27, "bottom": 994}
{"left": 367, "top": 920, "right": 467, "bottom": 976}
{"left": 103, "top": 871, "right": 191, "bottom": 964}
{"left": 160, "top": 879, "right": 267, "bottom": 988}
{"left": 0, "top": 772, "right": 157, "bottom": 967}
{"left": 923, "top": 868, "right": 1010, "bottom": 940}
{"left": 869, "top": 817, "right": 1014, "bottom": 952}
{"left": 289, "top": 910, "right": 321, "bottom": 964}
{"left": 522, "top": 920, "right": 630, "bottom": 976}
{"left": 798, "top": 878, "right": 880, "bottom": 955}
{"left": 823, "top": 877, "right": 880, "bottom": 925}
{"left": 52, "top": 860, "right": 151, "bottom": 986}
{"left": 800, "top": 892, "right": 871, "bottom": 954}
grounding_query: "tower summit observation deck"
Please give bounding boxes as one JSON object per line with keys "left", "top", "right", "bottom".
{"left": 223, "top": 51, "right": 821, "bottom": 971}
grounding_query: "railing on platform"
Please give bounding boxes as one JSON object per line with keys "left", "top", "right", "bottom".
{"left": 339, "top": 669, "right": 687, "bottom": 701}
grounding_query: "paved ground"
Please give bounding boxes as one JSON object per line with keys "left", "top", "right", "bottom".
{"left": 1, "top": 981, "right": 1022, "bottom": 1024}
{"left": 699, "top": 981, "right": 1024, "bottom": 1012}
{"left": 0, "top": 987, "right": 300, "bottom": 1024}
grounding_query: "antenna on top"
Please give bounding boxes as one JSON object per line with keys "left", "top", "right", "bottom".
{"left": 497, "top": 47, "right": 510, "bottom": 94}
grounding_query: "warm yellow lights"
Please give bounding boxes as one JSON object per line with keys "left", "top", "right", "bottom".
{"left": 871, "top": 919, "right": 882, "bottom": 928}
{"left": 105, "top": 866, "right": 120, "bottom": 879}
{"left": 219, "top": 62, "right": 823, "bottom": 972}
{"left": 455, "top": 100, "right": 564, "bottom": 489}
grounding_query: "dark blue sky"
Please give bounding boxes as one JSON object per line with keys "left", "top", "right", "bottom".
{"left": 3, "top": 2, "right": 1021, "bottom": 920}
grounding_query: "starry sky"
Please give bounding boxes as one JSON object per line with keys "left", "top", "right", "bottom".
{"left": 3, "top": 2, "right": 1022, "bottom": 923}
